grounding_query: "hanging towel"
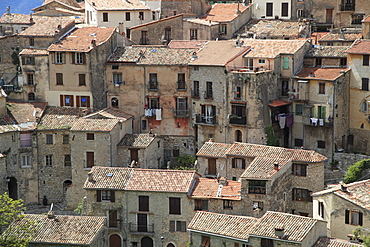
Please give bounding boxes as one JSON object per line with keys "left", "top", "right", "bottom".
{"left": 286, "top": 114, "right": 293, "bottom": 127}
{"left": 319, "top": 119, "right": 324, "bottom": 126}
{"left": 279, "top": 116, "right": 286, "bottom": 129}
{"left": 311, "top": 118, "right": 318, "bottom": 126}
{"left": 156, "top": 109, "right": 162, "bottom": 121}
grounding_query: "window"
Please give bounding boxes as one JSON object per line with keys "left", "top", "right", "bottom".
{"left": 248, "top": 180, "right": 266, "bottom": 194}
{"left": 232, "top": 158, "right": 246, "bottom": 169}
{"left": 126, "top": 12, "right": 131, "bottom": 21}
{"left": 200, "top": 105, "right": 216, "bottom": 124}
{"left": 76, "top": 96, "right": 90, "bottom": 107}
{"left": 340, "top": 58, "right": 347, "bottom": 66}
{"left": 292, "top": 188, "right": 312, "bottom": 202}
{"left": 177, "top": 73, "right": 186, "bottom": 90}
{"left": 220, "top": 24, "right": 227, "bottom": 34}
{"left": 281, "top": 2, "right": 288, "bottom": 17}
{"left": 318, "top": 105, "right": 326, "bottom": 119}
{"left": 46, "top": 154, "right": 52, "bottom": 166}
{"left": 56, "top": 73, "right": 63, "bottom": 85}
{"left": 223, "top": 200, "right": 233, "bottom": 209}
{"left": 235, "top": 86, "right": 242, "bottom": 99}
{"left": 97, "top": 190, "right": 115, "bottom": 202}
{"left": 261, "top": 238, "right": 273, "bottom": 247}
{"left": 173, "top": 149, "right": 180, "bottom": 157}
{"left": 190, "top": 29, "right": 197, "bottom": 40}
{"left": 206, "top": 81, "right": 213, "bottom": 98}
{"left": 21, "top": 155, "right": 31, "bottom": 167}
{"left": 292, "top": 163, "right": 307, "bottom": 176}
{"left": 266, "top": 2, "right": 273, "bottom": 16}
{"left": 175, "top": 97, "right": 188, "bottom": 116}
{"left": 258, "top": 59, "right": 265, "bottom": 64}
{"left": 317, "top": 140, "right": 325, "bottom": 148}
{"left": 111, "top": 97, "right": 119, "bottom": 108}
{"left": 142, "top": 119, "right": 147, "bottom": 130}
{"left": 201, "top": 236, "right": 210, "bottom": 247}
{"left": 253, "top": 201, "right": 263, "bottom": 211}
{"left": 352, "top": 14, "right": 364, "bottom": 24}
{"left": 363, "top": 55, "right": 369, "bottom": 66}
{"left": 318, "top": 201, "right": 324, "bottom": 218}
{"left": 27, "top": 73, "right": 34, "bottom": 85}
{"left": 297, "top": 9, "right": 303, "bottom": 17}
{"left": 75, "top": 52, "right": 84, "bottom": 64}
{"left": 147, "top": 97, "right": 159, "bottom": 109}
{"left": 140, "top": 31, "right": 148, "bottom": 45}
{"left": 64, "top": 154, "right": 71, "bottom": 166}
{"left": 316, "top": 58, "right": 322, "bottom": 68}
{"left": 235, "top": 130, "right": 242, "bottom": 142}
{"left": 60, "top": 95, "right": 74, "bottom": 107}
{"left": 319, "top": 82, "right": 325, "bottom": 94}
{"left": 126, "top": 28, "right": 130, "bottom": 39}
{"left": 294, "top": 138, "right": 303, "bottom": 147}
{"left": 29, "top": 38, "right": 34, "bottom": 46}
{"left": 20, "top": 132, "right": 32, "bottom": 147}
{"left": 109, "top": 210, "right": 118, "bottom": 228}
{"left": 362, "top": 78, "right": 369, "bottom": 91}
{"left": 46, "top": 134, "right": 53, "bottom": 144}
{"left": 55, "top": 52, "right": 63, "bottom": 64}
{"left": 169, "top": 221, "right": 186, "bottom": 232}
{"left": 283, "top": 57, "right": 289, "bottom": 69}
{"left": 193, "top": 81, "right": 200, "bottom": 97}
{"left": 113, "top": 73, "right": 122, "bottom": 84}
{"left": 28, "top": 93, "right": 35, "bottom": 101}
{"left": 295, "top": 104, "right": 303, "bottom": 115}
{"left": 86, "top": 151, "right": 94, "bottom": 168}
{"left": 362, "top": 101, "right": 368, "bottom": 113}
{"left": 169, "top": 197, "right": 181, "bottom": 215}
{"left": 24, "top": 56, "right": 35, "bottom": 65}
{"left": 139, "top": 12, "right": 144, "bottom": 20}
{"left": 78, "top": 74, "right": 86, "bottom": 86}
{"left": 149, "top": 73, "right": 158, "bottom": 90}
{"left": 103, "top": 12, "right": 108, "bottom": 22}
{"left": 152, "top": 11, "right": 156, "bottom": 20}
{"left": 345, "top": 209, "right": 363, "bottom": 226}
{"left": 87, "top": 133, "right": 95, "bottom": 140}
{"left": 194, "top": 199, "right": 208, "bottom": 211}
{"left": 164, "top": 27, "right": 171, "bottom": 43}
{"left": 139, "top": 196, "right": 149, "bottom": 211}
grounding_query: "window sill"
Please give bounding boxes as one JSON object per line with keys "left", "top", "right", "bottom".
{"left": 84, "top": 167, "right": 93, "bottom": 170}
{"left": 21, "top": 166, "right": 32, "bottom": 168}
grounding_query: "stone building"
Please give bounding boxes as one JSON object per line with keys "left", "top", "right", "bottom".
{"left": 196, "top": 141, "right": 327, "bottom": 217}
{"left": 252, "top": 0, "right": 293, "bottom": 20}
{"left": 290, "top": 67, "right": 351, "bottom": 159}
{"left": 160, "top": 0, "right": 209, "bottom": 18}
{"left": 188, "top": 211, "right": 328, "bottom": 247}
{"left": 32, "top": 0, "right": 85, "bottom": 18}
{"left": 0, "top": 12, "right": 36, "bottom": 36}
{"left": 304, "top": 46, "right": 349, "bottom": 68}
{"left": 5, "top": 214, "right": 108, "bottom": 247}
{"left": 83, "top": 166, "right": 200, "bottom": 247}
{"left": 312, "top": 179, "right": 370, "bottom": 239}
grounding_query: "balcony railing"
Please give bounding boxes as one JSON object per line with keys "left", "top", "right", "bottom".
{"left": 340, "top": 3, "right": 355, "bottom": 11}
{"left": 302, "top": 117, "right": 333, "bottom": 127}
{"left": 229, "top": 116, "right": 246, "bottom": 125}
{"left": 176, "top": 81, "right": 186, "bottom": 90}
{"left": 195, "top": 114, "right": 217, "bottom": 125}
{"left": 173, "top": 109, "right": 189, "bottom": 117}
{"left": 128, "top": 223, "right": 154, "bottom": 234}
{"left": 248, "top": 186, "right": 266, "bottom": 194}
{"left": 191, "top": 90, "right": 200, "bottom": 98}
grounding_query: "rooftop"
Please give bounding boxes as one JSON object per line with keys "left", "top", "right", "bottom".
{"left": 295, "top": 67, "right": 350, "bottom": 81}
{"left": 18, "top": 16, "right": 75, "bottom": 37}
{"left": 188, "top": 211, "right": 257, "bottom": 240}
{"left": 48, "top": 26, "right": 116, "bottom": 52}
{"left": 36, "top": 0, "right": 83, "bottom": 10}
{"left": 168, "top": 40, "right": 208, "bottom": 49}
{"left": 306, "top": 46, "right": 348, "bottom": 57}
{"left": 346, "top": 40, "right": 370, "bottom": 54}
{"left": 245, "top": 19, "right": 308, "bottom": 38}
{"left": 0, "top": 13, "right": 36, "bottom": 24}
{"left": 190, "top": 177, "right": 241, "bottom": 200}
{"left": 19, "top": 48, "right": 49, "bottom": 56}
{"left": 85, "top": 0, "right": 149, "bottom": 10}
{"left": 241, "top": 157, "right": 291, "bottom": 179}
{"left": 319, "top": 32, "right": 362, "bottom": 42}
{"left": 314, "top": 237, "right": 363, "bottom": 247}
{"left": 201, "top": 3, "right": 250, "bottom": 22}
{"left": 118, "top": 133, "right": 156, "bottom": 148}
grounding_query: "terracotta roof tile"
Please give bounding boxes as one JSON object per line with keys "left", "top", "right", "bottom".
{"left": 6, "top": 101, "right": 47, "bottom": 130}
{"left": 246, "top": 19, "right": 308, "bottom": 38}
{"left": 168, "top": 40, "right": 208, "bottom": 49}
{"left": 186, "top": 18, "right": 219, "bottom": 26}
{"left": 363, "top": 16, "right": 370, "bottom": 23}
{"left": 190, "top": 177, "right": 241, "bottom": 200}
{"left": 85, "top": 0, "right": 149, "bottom": 10}
{"left": 295, "top": 67, "right": 350, "bottom": 81}
{"left": 84, "top": 166, "right": 134, "bottom": 190}
{"left": 0, "top": 13, "right": 34, "bottom": 24}
{"left": 202, "top": 3, "right": 250, "bottom": 22}
{"left": 241, "top": 157, "right": 291, "bottom": 179}
{"left": 19, "top": 48, "right": 49, "bottom": 56}
{"left": 118, "top": 133, "right": 155, "bottom": 148}
{"left": 306, "top": 46, "right": 348, "bottom": 57}
{"left": 188, "top": 211, "right": 257, "bottom": 240}
{"left": 6, "top": 214, "right": 106, "bottom": 245}
{"left": 319, "top": 32, "right": 361, "bottom": 42}
{"left": 249, "top": 211, "right": 320, "bottom": 242}
{"left": 18, "top": 17, "right": 75, "bottom": 37}
{"left": 196, "top": 142, "right": 232, "bottom": 158}
{"left": 41, "top": 0, "right": 82, "bottom": 9}
{"left": 314, "top": 237, "right": 363, "bottom": 247}
{"left": 346, "top": 40, "right": 370, "bottom": 54}
{"left": 48, "top": 26, "right": 116, "bottom": 52}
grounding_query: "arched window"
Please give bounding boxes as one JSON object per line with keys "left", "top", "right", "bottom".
{"left": 362, "top": 101, "right": 368, "bottom": 113}
{"left": 63, "top": 180, "right": 72, "bottom": 192}
{"left": 28, "top": 92, "right": 35, "bottom": 101}
{"left": 167, "top": 244, "right": 175, "bottom": 247}
{"left": 109, "top": 234, "right": 121, "bottom": 247}
{"left": 141, "top": 237, "right": 153, "bottom": 247}
{"left": 111, "top": 97, "right": 119, "bottom": 108}
{"left": 235, "top": 130, "right": 242, "bottom": 142}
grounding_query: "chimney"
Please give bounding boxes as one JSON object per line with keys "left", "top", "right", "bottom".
{"left": 47, "top": 210, "right": 55, "bottom": 219}
{"left": 30, "top": 12, "right": 34, "bottom": 24}
{"left": 340, "top": 182, "right": 347, "bottom": 192}
{"left": 6, "top": 6, "right": 10, "bottom": 15}
{"left": 274, "top": 163, "right": 279, "bottom": 171}
{"left": 0, "top": 87, "right": 7, "bottom": 118}
{"left": 118, "top": 22, "right": 125, "bottom": 34}
{"left": 88, "top": 172, "right": 94, "bottom": 182}
{"left": 91, "top": 39, "right": 96, "bottom": 47}
{"left": 340, "top": 29, "right": 345, "bottom": 40}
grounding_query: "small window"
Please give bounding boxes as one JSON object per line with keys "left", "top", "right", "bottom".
{"left": 113, "top": 73, "right": 122, "bottom": 84}
{"left": 109, "top": 210, "right": 118, "bottom": 228}
{"left": 55, "top": 52, "right": 63, "bottom": 64}
{"left": 173, "top": 149, "right": 180, "bottom": 157}
{"left": 363, "top": 55, "right": 369, "bottom": 66}
{"left": 112, "top": 65, "right": 119, "bottom": 70}
{"left": 78, "top": 74, "right": 86, "bottom": 86}
{"left": 194, "top": 199, "right": 208, "bottom": 211}
{"left": 220, "top": 24, "right": 227, "bottom": 34}
{"left": 139, "top": 12, "right": 144, "bottom": 20}
{"left": 293, "top": 188, "right": 312, "bottom": 202}
{"left": 318, "top": 201, "right": 324, "bottom": 218}
{"left": 340, "top": 58, "right": 347, "bottom": 66}
{"left": 176, "top": 221, "right": 186, "bottom": 232}
{"left": 149, "top": 73, "right": 158, "bottom": 90}
{"left": 317, "top": 140, "right": 325, "bottom": 148}
{"left": 111, "top": 97, "right": 119, "bottom": 108}
{"left": 206, "top": 81, "right": 213, "bottom": 98}
{"left": 201, "top": 236, "right": 210, "bottom": 247}
{"left": 362, "top": 101, "right": 368, "bottom": 113}
{"left": 283, "top": 57, "right": 289, "bottom": 69}
{"left": 142, "top": 119, "right": 147, "bottom": 130}
{"left": 46, "top": 134, "right": 53, "bottom": 144}
{"left": 281, "top": 2, "right": 288, "bottom": 17}
{"left": 139, "top": 196, "right": 149, "bottom": 211}
{"left": 294, "top": 138, "right": 303, "bottom": 147}
{"left": 103, "top": 12, "right": 108, "bottom": 22}
{"left": 258, "top": 59, "right": 265, "bottom": 64}
{"left": 29, "top": 38, "right": 34, "bottom": 46}
{"left": 292, "top": 163, "right": 307, "bottom": 176}
{"left": 297, "top": 9, "right": 303, "bottom": 17}
{"left": 46, "top": 154, "right": 53, "bottom": 166}
{"left": 295, "top": 104, "right": 303, "bottom": 115}
{"left": 223, "top": 200, "right": 233, "bottom": 209}
{"left": 56, "top": 73, "right": 63, "bottom": 85}
{"left": 21, "top": 155, "right": 32, "bottom": 167}
{"left": 78, "top": 96, "right": 90, "bottom": 107}
{"left": 362, "top": 78, "right": 369, "bottom": 91}
{"left": 232, "top": 158, "right": 246, "bottom": 169}
{"left": 190, "top": 29, "right": 198, "bottom": 40}
{"left": 152, "top": 11, "right": 156, "bottom": 20}
{"left": 248, "top": 180, "right": 266, "bottom": 194}
{"left": 97, "top": 190, "right": 115, "bottom": 202}
{"left": 28, "top": 93, "right": 35, "bottom": 101}
{"left": 75, "top": 53, "right": 84, "bottom": 64}
{"left": 169, "top": 197, "right": 181, "bottom": 215}
{"left": 126, "top": 12, "right": 131, "bottom": 21}
{"left": 27, "top": 73, "right": 34, "bottom": 85}
{"left": 87, "top": 133, "right": 95, "bottom": 140}
{"left": 86, "top": 151, "right": 94, "bottom": 168}
{"left": 319, "top": 82, "right": 325, "bottom": 94}
{"left": 193, "top": 81, "right": 200, "bottom": 97}
{"left": 266, "top": 2, "right": 273, "bottom": 16}
{"left": 253, "top": 201, "right": 263, "bottom": 211}
{"left": 345, "top": 209, "right": 363, "bottom": 226}
{"left": 352, "top": 14, "right": 364, "bottom": 24}
{"left": 64, "top": 154, "right": 71, "bottom": 166}
{"left": 177, "top": 73, "right": 186, "bottom": 90}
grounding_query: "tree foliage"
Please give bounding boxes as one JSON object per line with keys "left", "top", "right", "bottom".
{"left": 343, "top": 159, "right": 370, "bottom": 184}
{"left": 353, "top": 226, "right": 370, "bottom": 246}
{"left": 265, "top": 126, "right": 277, "bottom": 146}
{"left": 174, "top": 154, "right": 196, "bottom": 170}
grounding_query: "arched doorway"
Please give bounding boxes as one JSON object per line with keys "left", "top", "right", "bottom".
{"left": 141, "top": 237, "right": 153, "bottom": 247}
{"left": 235, "top": 130, "right": 242, "bottom": 142}
{"left": 63, "top": 180, "right": 72, "bottom": 193}
{"left": 109, "top": 234, "right": 121, "bottom": 247}
{"left": 167, "top": 243, "right": 175, "bottom": 247}
{"left": 111, "top": 97, "right": 119, "bottom": 108}
{"left": 8, "top": 177, "right": 18, "bottom": 200}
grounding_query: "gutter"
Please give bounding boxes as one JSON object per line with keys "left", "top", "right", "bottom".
{"left": 188, "top": 229, "right": 250, "bottom": 243}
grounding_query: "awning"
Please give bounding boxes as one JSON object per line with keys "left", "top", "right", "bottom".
{"left": 268, "top": 100, "right": 291, "bottom": 107}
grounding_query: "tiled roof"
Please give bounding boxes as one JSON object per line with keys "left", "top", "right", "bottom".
{"left": 190, "top": 177, "right": 241, "bottom": 200}
{"left": 0, "top": 13, "right": 34, "bottom": 24}
{"left": 85, "top": 107, "right": 133, "bottom": 121}
{"left": 37, "top": 106, "right": 90, "bottom": 130}
{"left": 196, "top": 142, "right": 232, "bottom": 158}
{"left": 201, "top": 3, "right": 250, "bottom": 22}
{"left": 312, "top": 179, "right": 370, "bottom": 211}
{"left": 6, "top": 214, "right": 106, "bottom": 245}
{"left": 108, "top": 46, "right": 196, "bottom": 65}
{"left": 188, "top": 211, "right": 257, "bottom": 240}
{"left": 19, "top": 48, "right": 49, "bottom": 56}
{"left": 241, "top": 157, "right": 291, "bottom": 179}
{"left": 319, "top": 32, "right": 362, "bottom": 42}
{"left": 118, "top": 133, "right": 155, "bottom": 148}
{"left": 40, "top": 0, "right": 82, "bottom": 9}
{"left": 84, "top": 166, "right": 199, "bottom": 193}
{"left": 168, "top": 40, "right": 208, "bottom": 49}
{"left": 185, "top": 18, "right": 219, "bottom": 26}
{"left": 363, "top": 16, "right": 370, "bottom": 23}
{"left": 6, "top": 101, "right": 47, "bottom": 130}
{"left": 18, "top": 17, "right": 75, "bottom": 37}
{"left": 130, "top": 14, "right": 186, "bottom": 30}
{"left": 190, "top": 41, "right": 251, "bottom": 66}
{"left": 249, "top": 211, "right": 320, "bottom": 242}
{"left": 314, "top": 237, "right": 363, "bottom": 247}
{"left": 84, "top": 166, "right": 134, "bottom": 190}
{"left": 48, "top": 26, "right": 116, "bottom": 52}
{"left": 306, "top": 46, "right": 348, "bottom": 57}
{"left": 85, "top": 0, "right": 149, "bottom": 10}
{"left": 346, "top": 40, "right": 370, "bottom": 54}
{"left": 246, "top": 19, "right": 307, "bottom": 38}
{"left": 295, "top": 67, "right": 350, "bottom": 81}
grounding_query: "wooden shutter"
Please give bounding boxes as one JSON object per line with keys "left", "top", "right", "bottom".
{"left": 62, "top": 52, "right": 66, "bottom": 64}
{"left": 110, "top": 190, "right": 115, "bottom": 202}
{"left": 359, "top": 212, "right": 363, "bottom": 226}
{"left": 109, "top": 210, "right": 118, "bottom": 227}
{"left": 97, "top": 190, "right": 101, "bottom": 202}
{"left": 232, "top": 158, "right": 236, "bottom": 168}
{"left": 76, "top": 96, "right": 81, "bottom": 107}
{"left": 201, "top": 105, "right": 205, "bottom": 117}
{"left": 71, "top": 52, "right": 75, "bottom": 64}
{"left": 86, "top": 96, "right": 90, "bottom": 107}
{"left": 181, "top": 221, "right": 186, "bottom": 232}
{"left": 60, "top": 95, "right": 64, "bottom": 106}
{"left": 169, "top": 220, "right": 175, "bottom": 232}
{"left": 52, "top": 53, "right": 55, "bottom": 64}
{"left": 70, "top": 95, "right": 74, "bottom": 107}
{"left": 345, "top": 209, "right": 349, "bottom": 224}
{"left": 21, "top": 56, "right": 25, "bottom": 65}
{"left": 283, "top": 57, "right": 289, "bottom": 69}
{"left": 82, "top": 53, "right": 86, "bottom": 64}
{"left": 242, "top": 159, "right": 246, "bottom": 169}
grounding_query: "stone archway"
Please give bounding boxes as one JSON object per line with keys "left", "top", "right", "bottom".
{"left": 8, "top": 177, "right": 18, "bottom": 200}
{"left": 141, "top": 237, "right": 153, "bottom": 247}
{"left": 109, "top": 234, "right": 121, "bottom": 247}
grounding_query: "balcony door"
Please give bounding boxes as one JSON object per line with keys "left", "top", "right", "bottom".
{"left": 208, "top": 158, "right": 217, "bottom": 175}
{"left": 137, "top": 213, "right": 147, "bottom": 232}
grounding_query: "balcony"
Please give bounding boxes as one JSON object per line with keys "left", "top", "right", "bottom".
{"left": 340, "top": 3, "right": 355, "bottom": 11}
{"left": 229, "top": 116, "right": 246, "bottom": 125}
{"left": 2, "top": 85, "right": 20, "bottom": 92}
{"left": 128, "top": 223, "right": 154, "bottom": 235}
{"left": 195, "top": 114, "right": 217, "bottom": 125}
{"left": 303, "top": 117, "right": 333, "bottom": 127}
{"left": 191, "top": 90, "right": 200, "bottom": 98}
{"left": 248, "top": 186, "right": 266, "bottom": 194}
{"left": 173, "top": 109, "right": 189, "bottom": 117}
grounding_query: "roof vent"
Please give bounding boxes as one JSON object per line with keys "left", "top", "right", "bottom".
{"left": 274, "top": 163, "right": 279, "bottom": 171}
{"left": 275, "top": 227, "right": 284, "bottom": 238}
{"left": 340, "top": 183, "right": 347, "bottom": 192}
{"left": 309, "top": 72, "right": 315, "bottom": 77}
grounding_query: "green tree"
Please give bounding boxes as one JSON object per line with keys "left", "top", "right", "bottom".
{"left": 0, "top": 193, "right": 33, "bottom": 246}
{"left": 343, "top": 159, "right": 370, "bottom": 184}
{"left": 353, "top": 226, "right": 370, "bottom": 246}
{"left": 174, "top": 154, "right": 196, "bottom": 170}
{"left": 265, "top": 126, "right": 277, "bottom": 146}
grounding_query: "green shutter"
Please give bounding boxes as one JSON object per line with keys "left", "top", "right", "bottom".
{"left": 321, "top": 106, "right": 326, "bottom": 119}
{"left": 283, "top": 57, "right": 289, "bottom": 69}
